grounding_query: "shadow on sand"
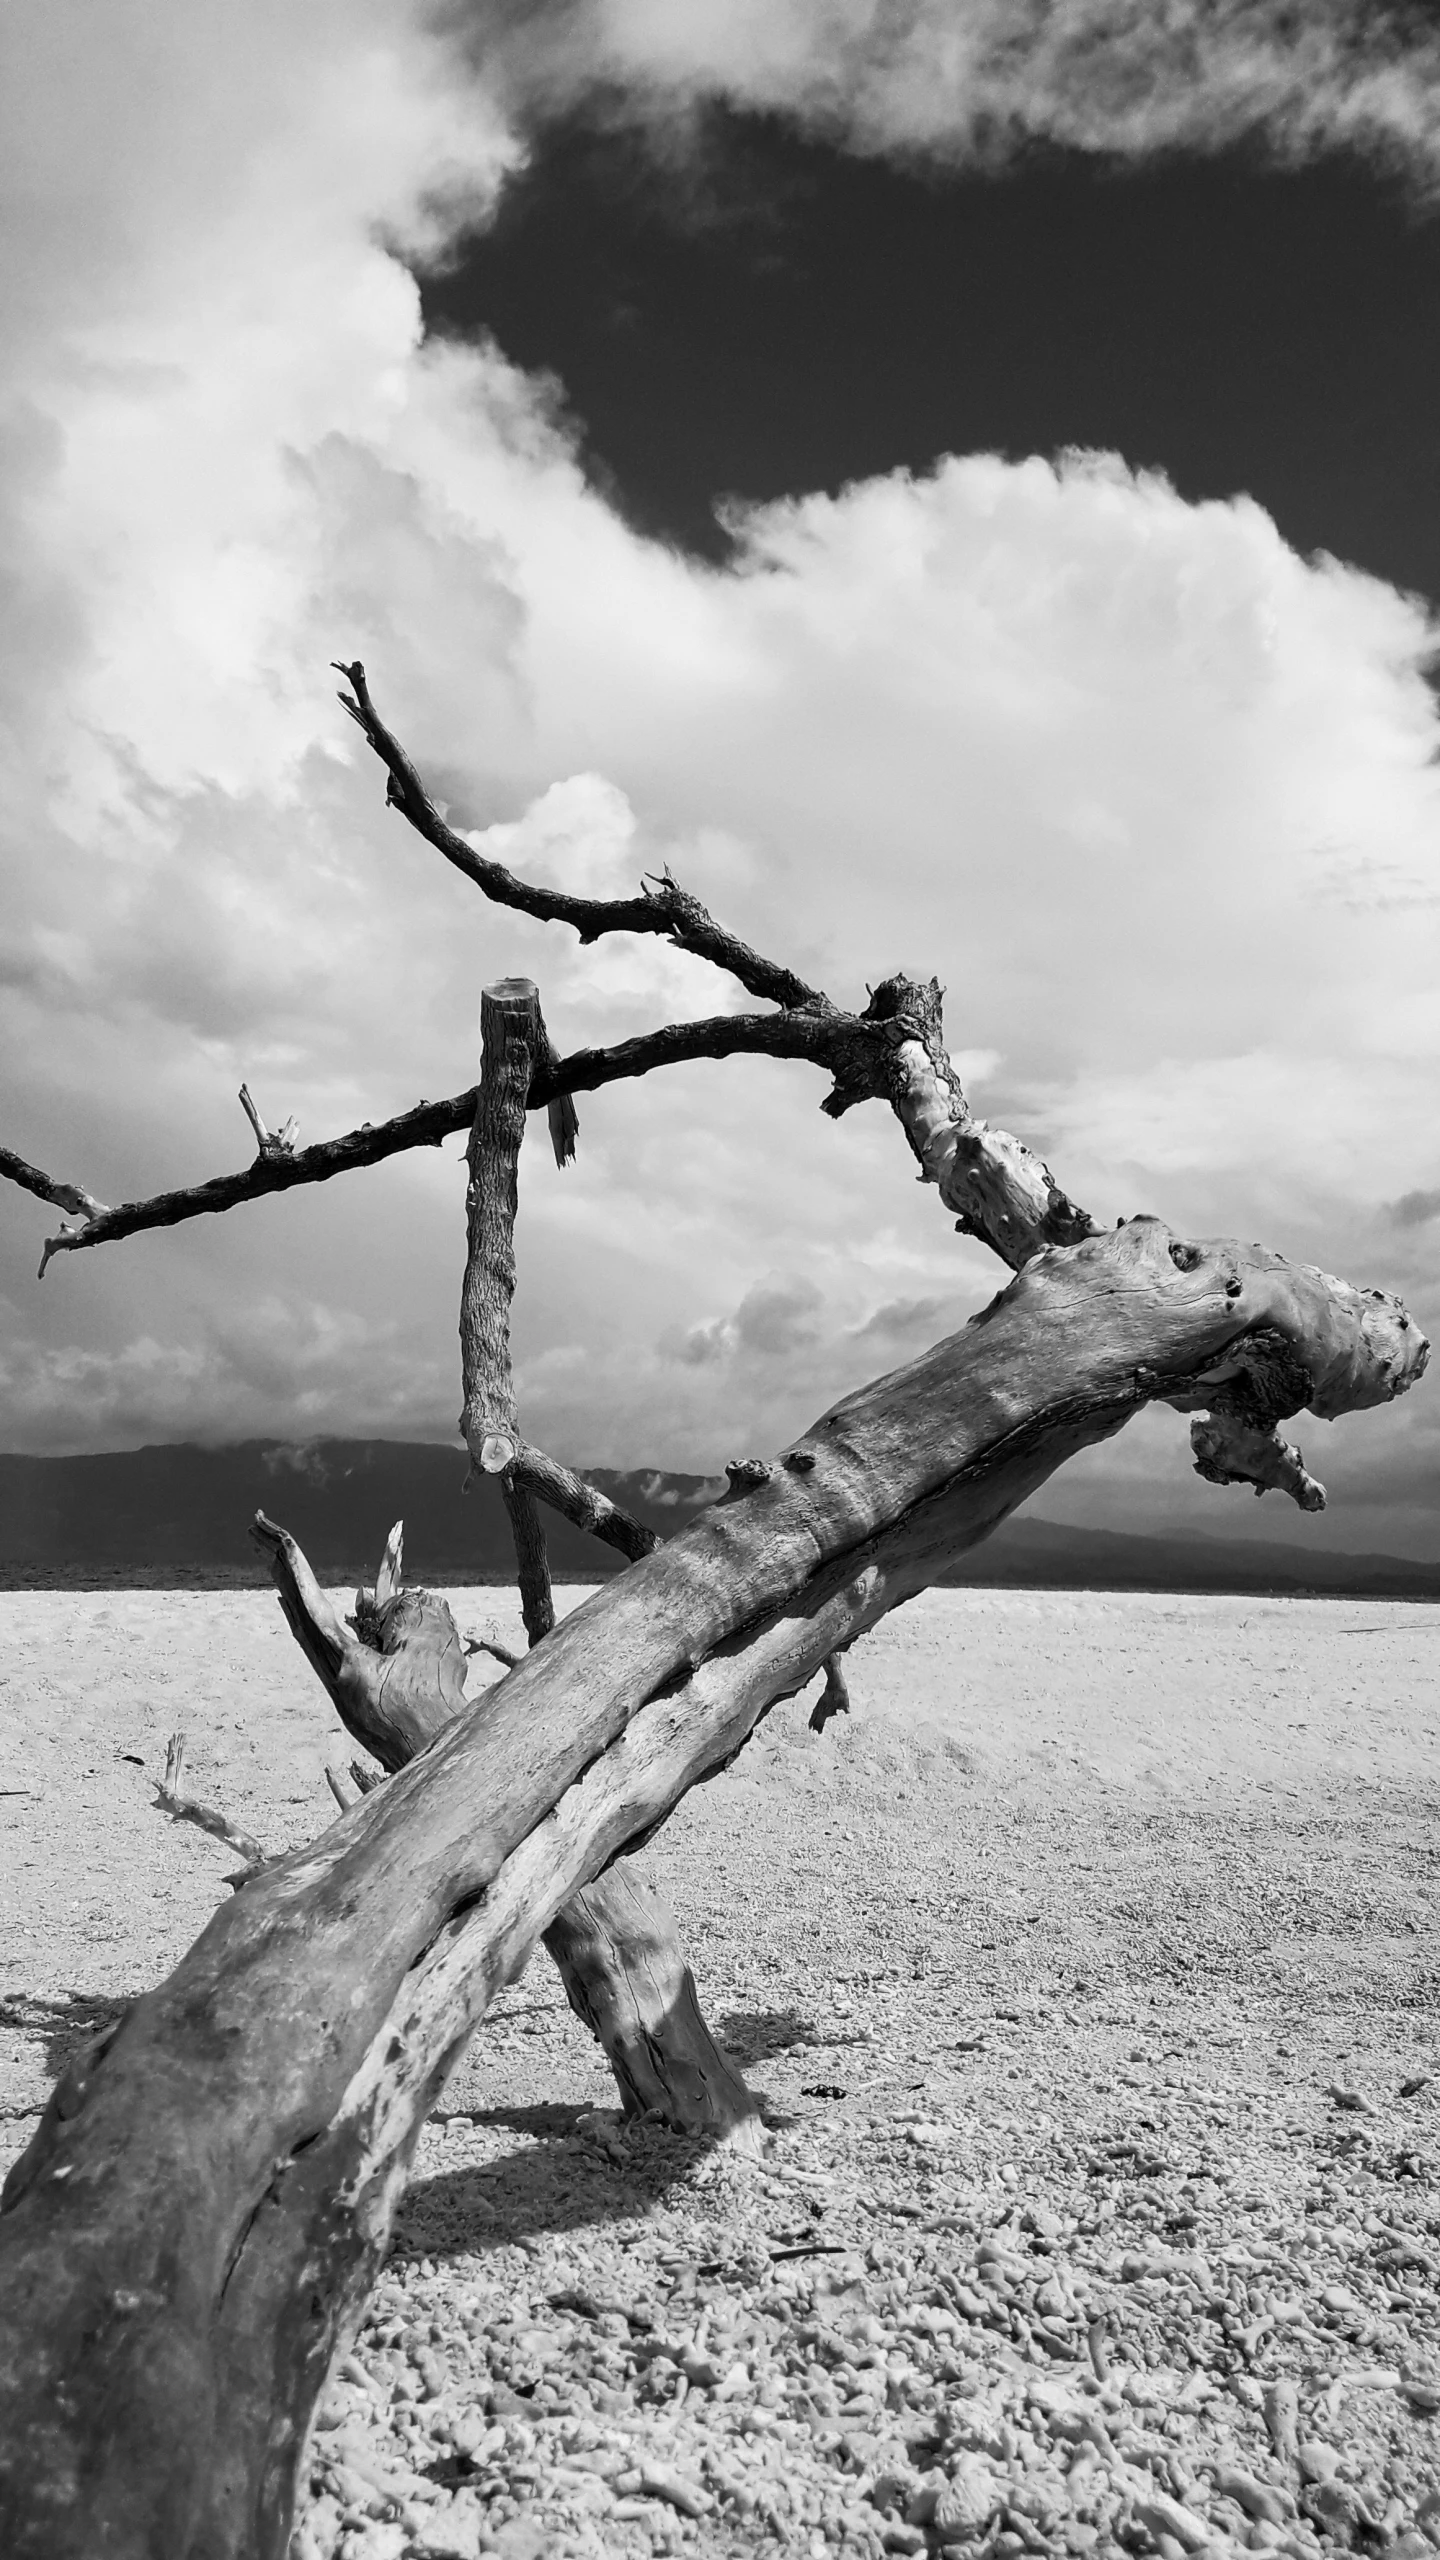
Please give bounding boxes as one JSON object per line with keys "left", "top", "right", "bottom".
{"left": 0, "top": 1989, "right": 134, "bottom": 2084}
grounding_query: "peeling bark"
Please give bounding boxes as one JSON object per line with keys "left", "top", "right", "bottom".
{"left": 0, "top": 1217, "right": 1424, "bottom": 2558}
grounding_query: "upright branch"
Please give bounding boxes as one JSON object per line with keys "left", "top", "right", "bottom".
{"left": 459, "top": 980, "right": 661, "bottom": 1574}
{"left": 461, "top": 978, "right": 556, "bottom": 1644}
{"left": 453, "top": 977, "right": 755, "bottom": 2142}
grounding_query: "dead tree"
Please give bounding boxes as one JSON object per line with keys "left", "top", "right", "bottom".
{"left": 0, "top": 662, "right": 1427, "bottom": 2557}
{"left": 250, "top": 974, "right": 759, "bottom": 2149}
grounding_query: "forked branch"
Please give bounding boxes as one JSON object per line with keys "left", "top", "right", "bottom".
{"left": 333, "top": 660, "right": 826, "bottom": 1011}
{"left": 153, "top": 1734, "right": 268, "bottom": 1884}
{"left": 1, "top": 661, "right": 1426, "bottom": 1512}
{"left": 5, "top": 1011, "right": 861, "bottom": 1271}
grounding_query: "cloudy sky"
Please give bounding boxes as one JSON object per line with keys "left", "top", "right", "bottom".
{"left": 2, "top": 0, "right": 1439, "bottom": 1558}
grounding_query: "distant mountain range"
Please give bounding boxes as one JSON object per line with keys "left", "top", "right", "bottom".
{"left": 0, "top": 1439, "right": 1436, "bottom": 1599}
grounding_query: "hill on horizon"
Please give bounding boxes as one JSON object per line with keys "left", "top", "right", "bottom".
{"left": 0, "top": 1438, "right": 1435, "bottom": 1600}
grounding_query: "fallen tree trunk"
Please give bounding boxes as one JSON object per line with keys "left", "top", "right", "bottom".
{"left": 0, "top": 1219, "right": 1424, "bottom": 2557}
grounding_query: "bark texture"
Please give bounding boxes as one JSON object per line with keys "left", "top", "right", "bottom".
{"left": 0, "top": 1218, "right": 1424, "bottom": 2559}
{"left": 452, "top": 979, "right": 754, "bottom": 2145}
{"left": 544, "top": 1868, "right": 754, "bottom": 2132}
{"left": 470, "top": 960, "right": 744, "bottom": 2116}
{"left": 252, "top": 1509, "right": 759, "bottom": 2152}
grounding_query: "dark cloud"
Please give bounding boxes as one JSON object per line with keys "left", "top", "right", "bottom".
{"left": 850, "top": 1294, "right": 949, "bottom": 1340}
{"left": 1390, "top": 1187, "right": 1440, "bottom": 1228}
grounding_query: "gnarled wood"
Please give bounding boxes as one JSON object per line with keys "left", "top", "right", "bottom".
{"left": 544, "top": 1868, "right": 755, "bottom": 2133}
{"left": 871, "top": 972, "right": 1101, "bottom": 1267}
{"left": 252, "top": 1508, "right": 758, "bottom": 2152}
{"left": 0, "top": 1216, "right": 1424, "bottom": 2560}
{"left": 253, "top": 1511, "right": 466, "bottom": 1773}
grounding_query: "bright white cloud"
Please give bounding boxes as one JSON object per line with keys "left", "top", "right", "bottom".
{"left": 489, "top": 0, "right": 1440, "bottom": 189}
{"left": 0, "top": 0, "right": 1436, "bottom": 1562}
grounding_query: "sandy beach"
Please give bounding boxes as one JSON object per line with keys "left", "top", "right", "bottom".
{"left": 3, "top": 1584, "right": 1437, "bottom": 2557}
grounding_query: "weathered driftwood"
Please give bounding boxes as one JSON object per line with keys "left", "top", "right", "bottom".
{"left": 243, "top": 979, "right": 753, "bottom": 2154}
{"left": 154, "top": 1733, "right": 269, "bottom": 1884}
{"left": 0, "top": 1218, "right": 1425, "bottom": 2558}
{"left": 251, "top": 1508, "right": 757, "bottom": 2150}
{"left": 1, "top": 669, "right": 1119, "bottom": 1295}
{"left": 459, "top": 978, "right": 756, "bottom": 2143}
{"left": 0, "top": 660, "right": 1429, "bottom": 2557}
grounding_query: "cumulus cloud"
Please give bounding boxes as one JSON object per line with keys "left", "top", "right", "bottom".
{"left": 0, "top": 0, "right": 1436, "bottom": 1558}
{"left": 485, "top": 0, "right": 1440, "bottom": 192}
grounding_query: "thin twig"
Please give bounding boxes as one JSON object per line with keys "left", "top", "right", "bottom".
{"left": 325, "top": 1761, "right": 385, "bottom": 1814}
{"left": 463, "top": 1629, "right": 521, "bottom": 1669}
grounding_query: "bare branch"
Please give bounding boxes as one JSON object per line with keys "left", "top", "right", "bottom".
{"left": 13, "top": 973, "right": 1105, "bottom": 1284}
{"left": 4, "top": 664, "right": 1425, "bottom": 1521}
{"left": 463, "top": 1628, "right": 521, "bottom": 1669}
{"left": 508, "top": 1443, "right": 659, "bottom": 1564}
{"left": 7, "top": 1091, "right": 468, "bottom": 1268}
{"left": 154, "top": 1733, "right": 268, "bottom": 1881}
{"left": 334, "top": 659, "right": 827, "bottom": 1012}
{"left": 2, "top": 1010, "right": 869, "bottom": 1267}
{"left": 0, "top": 1143, "right": 109, "bottom": 1224}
